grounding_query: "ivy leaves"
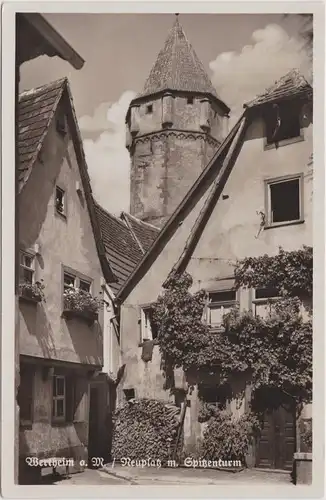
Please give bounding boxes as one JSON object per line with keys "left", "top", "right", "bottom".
{"left": 152, "top": 247, "right": 312, "bottom": 409}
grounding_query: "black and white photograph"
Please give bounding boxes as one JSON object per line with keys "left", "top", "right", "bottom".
{"left": 1, "top": 2, "right": 324, "bottom": 497}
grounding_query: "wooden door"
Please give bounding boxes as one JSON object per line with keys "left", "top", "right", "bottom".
{"left": 256, "top": 405, "right": 295, "bottom": 470}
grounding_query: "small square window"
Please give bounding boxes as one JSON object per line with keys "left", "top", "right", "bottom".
{"left": 267, "top": 177, "right": 302, "bottom": 226}
{"left": 124, "top": 389, "right": 135, "bottom": 401}
{"left": 56, "top": 187, "right": 66, "bottom": 216}
{"left": 146, "top": 104, "right": 153, "bottom": 114}
{"left": 265, "top": 101, "right": 301, "bottom": 145}
{"left": 187, "top": 97, "right": 194, "bottom": 105}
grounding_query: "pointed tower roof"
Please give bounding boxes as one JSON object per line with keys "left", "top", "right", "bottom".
{"left": 135, "top": 15, "right": 229, "bottom": 112}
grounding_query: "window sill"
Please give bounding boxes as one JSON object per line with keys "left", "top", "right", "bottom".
{"left": 19, "top": 293, "right": 42, "bottom": 304}
{"left": 55, "top": 210, "right": 67, "bottom": 221}
{"left": 62, "top": 309, "right": 98, "bottom": 326}
{"left": 209, "top": 326, "right": 225, "bottom": 334}
{"left": 20, "top": 420, "right": 33, "bottom": 429}
{"left": 138, "top": 339, "right": 158, "bottom": 347}
{"left": 264, "top": 219, "right": 305, "bottom": 230}
{"left": 264, "top": 135, "right": 304, "bottom": 151}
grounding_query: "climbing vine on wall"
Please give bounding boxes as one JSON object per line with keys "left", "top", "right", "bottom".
{"left": 152, "top": 246, "right": 313, "bottom": 414}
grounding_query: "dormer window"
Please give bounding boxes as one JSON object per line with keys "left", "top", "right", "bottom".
{"left": 146, "top": 104, "right": 153, "bottom": 114}
{"left": 187, "top": 97, "right": 194, "bottom": 105}
{"left": 264, "top": 100, "right": 302, "bottom": 148}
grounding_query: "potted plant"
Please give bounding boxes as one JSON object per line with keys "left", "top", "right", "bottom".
{"left": 18, "top": 280, "right": 45, "bottom": 303}
{"left": 63, "top": 285, "right": 102, "bottom": 325}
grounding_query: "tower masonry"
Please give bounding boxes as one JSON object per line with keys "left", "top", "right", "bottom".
{"left": 126, "top": 15, "right": 230, "bottom": 228}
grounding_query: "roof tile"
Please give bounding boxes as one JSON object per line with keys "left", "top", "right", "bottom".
{"left": 245, "top": 69, "right": 312, "bottom": 108}
{"left": 18, "top": 78, "right": 67, "bottom": 190}
{"left": 137, "top": 16, "right": 225, "bottom": 105}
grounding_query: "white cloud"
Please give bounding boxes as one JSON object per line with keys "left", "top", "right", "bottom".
{"left": 80, "top": 90, "right": 136, "bottom": 215}
{"left": 210, "top": 24, "right": 312, "bottom": 125}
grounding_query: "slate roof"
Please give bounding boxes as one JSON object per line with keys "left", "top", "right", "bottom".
{"left": 245, "top": 69, "right": 312, "bottom": 108}
{"left": 121, "top": 212, "right": 160, "bottom": 253}
{"left": 136, "top": 15, "right": 228, "bottom": 112}
{"left": 18, "top": 78, "right": 66, "bottom": 191}
{"left": 95, "top": 204, "right": 159, "bottom": 294}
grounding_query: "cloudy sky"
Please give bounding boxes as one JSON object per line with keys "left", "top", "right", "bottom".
{"left": 20, "top": 13, "right": 312, "bottom": 215}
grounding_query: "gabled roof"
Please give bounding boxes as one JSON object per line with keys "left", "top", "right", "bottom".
{"left": 18, "top": 78, "right": 116, "bottom": 285}
{"left": 135, "top": 15, "right": 229, "bottom": 113}
{"left": 244, "top": 69, "right": 312, "bottom": 108}
{"left": 95, "top": 205, "right": 160, "bottom": 295}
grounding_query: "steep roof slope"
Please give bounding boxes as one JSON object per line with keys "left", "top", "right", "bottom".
{"left": 18, "top": 79, "right": 66, "bottom": 191}
{"left": 18, "top": 78, "right": 116, "bottom": 284}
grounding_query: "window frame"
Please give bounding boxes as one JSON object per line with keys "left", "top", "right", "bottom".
{"left": 206, "top": 289, "right": 238, "bottom": 332}
{"left": 62, "top": 267, "right": 93, "bottom": 295}
{"left": 263, "top": 101, "right": 304, "bottom": 151}
{"left": 145, "top": 104, "right": 153, "bottom": 115}
{"left": 55, "top": 185, "right": 67, "bottom": 218}
{"left": 139, "top": 304, "right": 157, "bottom": 343}
{"left": 251, "top": 287, "right": 280, "bottom": 319}
{"left": 264, "top": 173, "right": 304, "bottom": 229}
{"left": 19, "top": 250, "right": 35, "bottom": 285}
{"left": 52, "top": 374, "right": 66, "bottom": 423}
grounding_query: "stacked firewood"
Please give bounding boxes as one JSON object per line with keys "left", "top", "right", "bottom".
{"left": 112, "top": 399, "right": 181, "bottom": 463}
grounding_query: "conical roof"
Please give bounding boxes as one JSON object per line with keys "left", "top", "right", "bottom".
{"left": 137, "top": 15, "right": 225, "bottom": 107}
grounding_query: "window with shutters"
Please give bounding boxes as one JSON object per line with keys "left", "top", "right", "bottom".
{"left": 18, "top": 364, "right": 34, "bottom": 426}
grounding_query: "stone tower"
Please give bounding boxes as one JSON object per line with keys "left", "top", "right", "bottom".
{"left": 126, "top": 14, "right": 230, "bottom": 228}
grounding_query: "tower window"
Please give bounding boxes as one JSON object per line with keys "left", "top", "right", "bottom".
{"left": 187, "top": 97, "right": 194, "bottom": 105}
{"left": 146, "top": 104, "right": 153, "bottom": 114}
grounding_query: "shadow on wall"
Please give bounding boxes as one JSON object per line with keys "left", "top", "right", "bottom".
{"left": 20, "top": 302, "right": 57, "bottom": 358}
{"left": 19, "top": 124, "right": 69, "bottom": 249}
{"left": 65, "top": 317, "right": 103, "bottom": 366}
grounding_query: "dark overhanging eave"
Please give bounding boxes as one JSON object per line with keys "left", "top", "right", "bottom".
{"left": 21, "top": 13, "right": 85, "bottom": 70}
